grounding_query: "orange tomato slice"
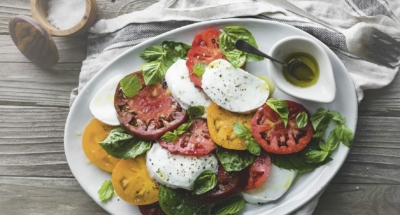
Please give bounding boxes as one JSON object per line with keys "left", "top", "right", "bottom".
{"left": 112, "top": 155, "right": 159, "bottom": 205}
{"left": 82, "top": 118, "right": 120, "bottom": 172}
{"left": 207, "top": 103, "right": 254, "bottom": 150}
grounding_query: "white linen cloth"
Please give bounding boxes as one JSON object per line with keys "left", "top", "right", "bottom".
{"left": 70, "top": 0, "right": 400, "bottom": 214}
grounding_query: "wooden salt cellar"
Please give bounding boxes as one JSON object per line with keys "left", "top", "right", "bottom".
{"left": 8, "top": 15, "right": 59, "bottom": 69}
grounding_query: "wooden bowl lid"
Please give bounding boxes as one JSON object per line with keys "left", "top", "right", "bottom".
{"left": 8, "top": 15, "right": 59, "bottom": 69}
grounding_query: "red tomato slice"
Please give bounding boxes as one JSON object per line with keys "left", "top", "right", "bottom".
{"left": 186, "top": 28, "right": 226, "bottom": 88}
{"left": 139, "top": 202, "right": 166, "bottom": 215}
{"left": 192, "top": 164, "right": 248, "bottom": 203}
{"left": 114, "top": 72, "right": 187, "bottom": 140}
{"left": 244, "top": 151, "right": 271, "bottom": 190}
{"left": 251, "top": 100, "right": 314, "bottom": 154}
{"left": 157, "top": 119, "right": 215, "bottom": 156}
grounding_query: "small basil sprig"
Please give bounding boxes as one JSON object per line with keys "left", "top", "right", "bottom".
{"left": 266, "top": 98, "right": 289, "bottom": 127}
{"left": 140, "top": 41, "right": 191, "bottom": 85}
{"left": 99, "top": 127, "right": 152, "bottom": 159}
{"left": 219, "top": 26, "right": 264, "bottom": 68}
{"left": 193, "top": 62, "right": 206, "bottom": 77}
{"left": 296, "top": 112, "right": 308, "bottom": 128}
{"left": 119, "top": 75, "right": 141, "bottom": 97}
{"left": 311, "top": 108, "right": 354, "bottom": 148}
{"left": 159, "top": 185, "right": 210, "bottom": 215}
{"left": 216, "top": 146, "right": 256, "bottom": 172}
{"left": 211, "top": 196, "right": 245, "bottom": 215}
{"left": 192, "top": 170, "right": 217, "bottom": 195}
{"left": 98, "top": 180, "right": 114, "bottom": 202}
{"left": 161, "top": 106, "right": 205, "bottom": 142}
{"left": 232, "top": 123, "right": 261, "bottom": 156}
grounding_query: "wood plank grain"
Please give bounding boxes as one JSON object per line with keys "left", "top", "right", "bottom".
{"left": 0, "top": 62, "right": 80, "bottom": 107}
{"left": 0, "top": 35, "right": 87, "bottom": 63}
{"left": 314, "top": 184, "right": 400, "bottom": 215}
{"left": 0, "top": 106, "right": 73, "bottom": 177}
{"left": 0, "top": 176, "right": 108, "bottom": 215}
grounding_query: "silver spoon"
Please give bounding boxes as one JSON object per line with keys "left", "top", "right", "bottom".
{"left": 235, "top": 39, "right": 314, "bottom": 81}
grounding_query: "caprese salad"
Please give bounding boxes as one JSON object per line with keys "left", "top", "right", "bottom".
{"left": 82, "top": 26, "right": 354, "bottom": 215}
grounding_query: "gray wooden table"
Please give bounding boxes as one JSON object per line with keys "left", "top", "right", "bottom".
{"left": 1, "top": 0, "right": 399, "bottom": 214}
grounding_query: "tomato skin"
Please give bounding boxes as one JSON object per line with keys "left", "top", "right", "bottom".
{"left": 244, "top": 151, "right": 271, "bottom": 190}
{"left": 139, "top": 202, "right": 166, "bottom": 215}
{"left": 82, "top": 119, "right": 120, "bottom": 172}
{"left": 186, "top": 28, "right": 226, "bottom": 88}
{"left": 112, "top": 155, "right": 159, "bottom": 205}
{"left": 114, "top": 72, "right": 187, "bottom": 140}
{"left": 207, "top": 102, "right": 253, "bottom": 150}
{"left": 251, "top": 100, "right": 314, "bottom": 154}
{"left": 157, "top": 119, "right": 216, "bottom": 156}
{"left": 192, "top": 164, "right": 249, "bottom": 203}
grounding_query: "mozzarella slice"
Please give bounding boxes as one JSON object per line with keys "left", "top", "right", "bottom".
{"left": 146, "top": 143, "right": 218, "bottom": 190}
{"left": 89, "top": 74, "right": 123, "bottom": 126}
{"left": 202, "top": 59, "right": 270, "bottom": 113}
{"left": 165, "top": 59, "right": 211, "bottom": 118}
{"left": 242, "top": 164, "right": 297, "bottom": 204}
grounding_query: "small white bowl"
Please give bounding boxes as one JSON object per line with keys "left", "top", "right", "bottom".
{"left": 267, "top": 36, "right": 336, "bottom": 103}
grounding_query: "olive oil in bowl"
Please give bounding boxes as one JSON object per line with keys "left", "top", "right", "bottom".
{"left": 282, "top": 52, "right": 319, "bottom": 88}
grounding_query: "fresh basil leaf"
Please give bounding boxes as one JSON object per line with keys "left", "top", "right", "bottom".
{"left": 304, "top": 150, "right": 329, "bottom": 163}
{"left": 311, "top": 108, "right": 329, "bottom": 131}
{"left": 266, "top": 98, "right": 289, "bottom": 127}
{"left": 159, "top": 185, "right": 210, "bottom": 215}
{"left": 140, "top": 45, "right": 164, "bottom": 61}
{"left": 211, "top": 196, "right": 245, "bottom": 215}
{"left": 224, "top": 49, "right": 246, "bottom": 68}
{"left": 271, "top": 152, "right": 332, "bottom": 173}
{"left": 119, "top": 75, "right": 142, "bottom": 97}
{"left": 193, "top": 62, "right": 206, "bottom": 77}
{"left": 140, "top": 61, "right": 169, "bottom": 85}
{"left": 219, "top": 26, "right": 263, "bottom": 68}
{"left": 161, "top": 130, "right": 177, "bottom": 142}
{"left": 192, "top": 170, "right": 217, "bottom": 195}
{"left": 216, "top": 146, "right": 256, "bottom": 172}
{"left": 187, "top": 106, "right": 205, "bottom": 119}
{"left": 312, "top": 113, "right": 331, "bottom": 139}
{"left": 296, "top": 112, "right": 308, "bottom": 128}
{"left": 318, "top": 139, "right": 329, "bottom": 152}
{"left": 232, "top": 123, "right": 251, "bottom": 139}
{"left": 162, "top": 41, "right": 192, "bottom": 59}
{"left": 98, "top": 180, "right": 114, "bottom": 202}
{"left": 325, "top": 130, "right": 340, "bottom": 152}
{"left": 335, "top": 124, "right": 354, "bottom": 148}
{"left": 140, "top": 41, "right": 191, "bottom": 85}
{"left": 177, "top": 121, "right": 193, "bottom": 135}
{"left": 246, "top": 138, "right": 261, "bottom": 156}
{"left": 99, "top": 127, "right": 152, "bottom": 159}
{"left": 329, "top": 111, "right": 345, "bottom": 125}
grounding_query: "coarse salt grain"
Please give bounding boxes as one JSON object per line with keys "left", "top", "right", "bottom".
{"left": 47, "top": 0, "right": 86, "bottom": 30}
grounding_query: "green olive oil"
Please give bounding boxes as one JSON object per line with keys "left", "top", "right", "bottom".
{"left": 282, "top": 52, "right": 319, "bottom": 87}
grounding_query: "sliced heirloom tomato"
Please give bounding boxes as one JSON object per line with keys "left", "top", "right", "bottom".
{"left": 82, "top": 118, "right": 120, "bottom": 172}
{"left": 157, "top": 119, "right": 216, "bottom": 156}
{"left": 244, "top": 151, "right": 271, "bottom": 190}
{"left": 139, "top": 202, "right": 166, "bottom": 215}
{"left": 186, "top": 28, "right": 226, "bottom": 88}
{"left": 192, "top": 164, "right": 248, "bottom": 203}
{"left": 112, "top": 155, "right": 159, "bottom": 205}
{"left": 114, "top": 71, "right": 187, "bottom": 140}
{"left": 207, "top": 102, "right": 253, "bottom": 150}
{"left": 251, "top": 100, "right": 314, "bottom": 154}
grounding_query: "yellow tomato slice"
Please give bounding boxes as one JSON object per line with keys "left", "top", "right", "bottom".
{"left": 207, "top": 103, "right": 254, "bottom": 150}
{"left": 82, "top": 118, "right": 120, "bottom": 172}
{"left": 112, "top": 156, "right": 159, "bottom": 205}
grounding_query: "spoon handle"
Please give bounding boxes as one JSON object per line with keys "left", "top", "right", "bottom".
{"left": 235, "top": 39, "right": 286, "bottom": 65}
